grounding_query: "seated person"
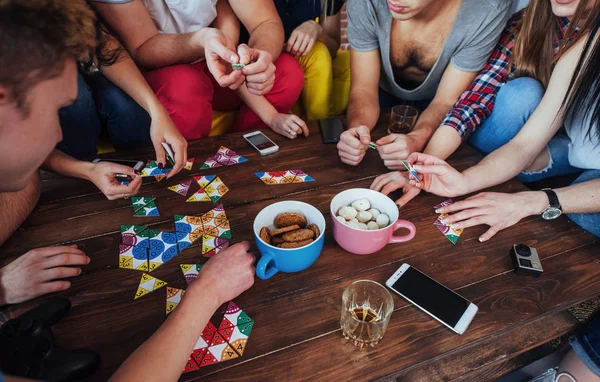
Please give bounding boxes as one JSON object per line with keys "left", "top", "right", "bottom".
{"left": 92, "top": 0, "right": 308, "bottom": 140}
{"left": 337, "top": 0, "right": 511, "bottom": 168}
{"left": 404, "top": 5, "right": 600, "bottom": 241}
{"left": 0, "top": 4, "right": 254, "bottom": 382}
{"left": 372, "top": 0, "right": 583, "bottom": 206}
{"left": 259, "top": 0, "right": 350, "bottom": 120}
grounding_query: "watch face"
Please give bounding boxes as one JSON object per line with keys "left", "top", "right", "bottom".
{"left": 542, "top": 207, "right": 562, "bottom": 220}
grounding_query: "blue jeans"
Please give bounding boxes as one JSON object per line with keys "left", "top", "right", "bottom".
{"left": 468, "top": 77, "right": 600, "bottom": 237}
{"left": 58, "top": 72, "right": 152, "bottom": 160}
{"left": 571, "top": 315, "right": 600, "bottom": 376}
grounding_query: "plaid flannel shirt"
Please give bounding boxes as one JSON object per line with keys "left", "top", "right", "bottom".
{"left": 441, "top": 12, "right": 571, "bottom": 141}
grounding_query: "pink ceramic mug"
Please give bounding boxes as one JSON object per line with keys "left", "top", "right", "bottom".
{"left": 330, "top": 189, "right": 416, "bottom": 255}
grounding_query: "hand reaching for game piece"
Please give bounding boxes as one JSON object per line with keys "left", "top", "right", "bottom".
{"left": 238, "top": 45, "right": 276, "bottom": 96}
{"left": 406, "top": 152, "right": 469, "bottom": 197}
{"left": 0, "top": 245, "right": 90, "bottom": 306}
{"left": 434, "top": 191, "right": 549, "bottom": 242}
{"left": 86, "top": 161, "right": 143, "bottom": 200}
{"left": 286, "top": 20, "right": 322, "bottom": 56}
{"left": 187, "top": 242, "right": 255, "bottom": 306}
{"left": 337, "top": 125, "right": 371, "bottom": 166}
{"left": 202, "top": 28, "right": 244, "bottom": 90}
{"left": 376, "top": 134, "right": 422, "bottom": 169}
{"left": 149, "top": 107, "right": 188, "bottom": 178}
{"left": 370, "top": 171, "right": 422, "bottom": 207}
{"left": 270, "top": 113, "right": 309, "bottom": 139}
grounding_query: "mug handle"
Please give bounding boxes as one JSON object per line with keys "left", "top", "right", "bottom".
{"left": 256, "top": 252, "right": 279, "bottom": 280}
{"left": 388, "top": 220, "right": 416, "bottom": 244}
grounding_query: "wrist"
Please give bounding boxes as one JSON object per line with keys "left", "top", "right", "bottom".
{"left": 407, "top": 131, "right": 428, "bottom": 152}
{"left": 184, "top": 278, "right": 221, "bottom": 312}
{"left": 192, "top": 28, "right": 210, "bottom": 50}
{"left": 524, "top": 191, "right": 550, "bottom": 216}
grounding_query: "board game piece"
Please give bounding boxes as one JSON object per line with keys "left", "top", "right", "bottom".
{"left": 161, "top": 142, "right": 176, "bottom": 167}
{"left": 200, "top": 146, "right": 248, "bottom": 169}
{"left": 131, "top": 197, "right": 155, "bottom": 212}
{"left": 368, "top": 141, "right": 378, "bottom": 150}
{"left": 134, "top": 273, "right": 167, "bottom": 300}
{"left": 168, "top": 180, "right": 192, "bottom": 197}
{"left": 254, "top": 170, "right": 315, "bottom": 185}
{"left": 203, "top": 177, "right": 229, "bottom": 203}
{"left": 182, "top": 322, "right": 217, "bottom": 373}
{"left": 166, "top": 287, "right": 185, "bottom": 315}
{"left": 120, "top": 225, "right": 149, "bottom": 248}
{"left": 154, "top": 175, "right": 166, "bottom": 182}
{"left": 186, "top": 190, "right": 211, "bottom": 202}
{"left": 184, "top": 158, "right": 194, "bottom": 171}
{"left": 434, "top": 199, "right": 454, "bottom": 210}
{"left": 201, "top": 234, "right": 229, "bottom": 257}
{"left": 202, "top": 332, "right": 238, "bottom": 366}
{"left": 231, "top": 63, "right": 245, "bottom": 70}
{"left": 194, "top": 175, "right": 216, "bottom": 188}
{"left": 180, "top": 264, "right": 203, "bottom": 285}
{"left": 175, "top": 231, "right": 195, "bottom": 252}
{"left": 402, "top": 160, "right": 420, "bottom": 182}
{"left": 133, "top": 200, "right": 159, "bottom": 217}
{"left": 148, "top": 231, "right": 179, "bottom": 271}
{"left": 199, "top": 204, "right": 232, "bottom": 239}
{"left": 435, "top": 222, "right": 463, "bottom": 245}
{"left": 118, "top": 244, "right": 149, "bottom": 272}
{"left": 174, "top": 214, "right": 205, "bottom": 243}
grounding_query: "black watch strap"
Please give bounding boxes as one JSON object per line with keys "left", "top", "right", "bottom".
{"left": 542, "top": 188, "right": 561, "bottom": 210}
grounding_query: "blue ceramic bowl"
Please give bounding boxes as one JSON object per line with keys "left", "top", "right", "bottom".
{"left": 254, "top": 201, "right": 326, "bottom": 280}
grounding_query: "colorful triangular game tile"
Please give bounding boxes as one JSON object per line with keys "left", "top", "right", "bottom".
{"left": 184, "top": 158, "right": 195, "bottom": 171}
{"left": 254, "top": 172, "right": 276, "bottom": 185}
{"left": 186, "top": 190, "right": 211, "bottom": 203}
{"left": 180, "top": 264, "right": 203, "bottom": 285}
{"left": 176, "top": 231, "right": 194, "bottom": 252}
{"left": 154, "top": 175, "right": 166, "bottom": 182}
{"left": 140, "top": 161, "right": 168, "bottom": 177}
{"left": 223, "top": 301, "right": 254, "bottom": 329}
{"left": 433, "top": 213, "right": 449, "bottom": 227}
{"left": 131, "top": 197, "right": 156, "bottom": 213}
{"left": 194, "top": 175, "right": 216, "bottom": 189}
{"left": 174, "top": 215, "right": 205, "bottom": 243}
{"left": 118, "top": 244, "right": 148, "bottom": 272}
{"left": 200, "top": 146, "right": 248, "bottom": 169}
{"left": 289, "top": 169, "right": 315, "bottom": 183}
{"left": 134, "top": 273, "right": 167, "bottom": 300}
{"left": 224, "top": 326, "right": 251, "bottom": 357}
{"left": 201, "top": 332, "right": 239, "bottom": 366}
{"left": 183, "top": 322, "right": 217, "bottom": 373}
{"left": 198, "top": 204, "right": 232, "bottom": 239}
{"left": 166, "top": 287, "right": 185, "bottom": 315}
{"left": 436, "top": 223, "right": 463, "bottom": 245}
{"left": 120, "top": 225, "right": 149, "bottom": 248}
{"left": 203, "top": 177, "right": 229, "bottom": 203}
{"left": 148, "top": 231, "right": 179, "bottom": 271}
{"left": 434, "top": 199, "right": 454, "bottom": 210}
{"left": 201, "top": 234, "right": 229, "bottom": 258}
{"left": 133, "top": 200, "right": 160, "bottom": 217}
{"left": 168, "top": 180, "right": 192, "bottom": 197}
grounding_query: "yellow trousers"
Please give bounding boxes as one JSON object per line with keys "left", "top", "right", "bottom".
{"left": 295, "top": 42, "right": 351, "bottom": 120}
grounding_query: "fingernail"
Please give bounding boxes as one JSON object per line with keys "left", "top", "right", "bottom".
{"left": 86, "top": 256, "right": 91, "bottom": 264}
{"left": 135, "top": 170, "right": 142, "bottom": 175}
{"left": 158, "top": 163, "right": 164, "bottom": 169}
{"left": 434, "top": 209, "right": 440, "bottom": 214}
{"left": 479, "top": 237, "right": 485, "bottom": 242}
{"left": 78, "top": 268, "right": 82, "bottom": 275}
{"left": 441, "top": 219, "right": 447, "bottom": 225}
{"left": 413, "top": 165, "right": 422, "bottom": 170}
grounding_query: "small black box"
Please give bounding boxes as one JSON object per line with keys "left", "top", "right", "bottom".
{"left": 510, "top": 244, "right": 543, "bottom": 277}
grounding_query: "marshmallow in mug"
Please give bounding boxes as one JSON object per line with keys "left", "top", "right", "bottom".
{"left": 336, "top": 198, "right": 390, "bottom": 230}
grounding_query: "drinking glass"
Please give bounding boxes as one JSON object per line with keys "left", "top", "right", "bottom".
{"left": 340, "top": 280, "right": 394, "bottom": 348}
{"left": 388, "top": 105, "right": 419, "bottom": 134}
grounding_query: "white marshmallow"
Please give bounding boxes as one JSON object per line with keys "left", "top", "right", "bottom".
{"left": 349, "top": 218, "right": 359, "bottom": 224}
{"left": 351, "top": 199, "right": 371, "bottom": 212}
{"left": 347, "top": 221, "right": 361, "bottom": 229}
{"left": 368, "top": 208, "right": 381, "bottom": 220}
{"left": 376, "top": 214, "right": 390, "bottom": 227}
{"left": 358, "top": 223, "right": 369, "bottom": 230}
{"left": 336, "top": 216, "right": 346, "bottom": 224}
{"left": 338, "top": 206, "right": 358, "bottom": 220}
{"left": 357, "top": 211, "right": 372, "bottom": 223}
{"left": 367, "top": 221, "right": 380, "bottom": 230}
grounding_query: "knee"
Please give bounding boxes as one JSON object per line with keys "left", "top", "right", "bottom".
{"left": 304, "top": 41, "right": 332, "bottom": 69}
{"left": 333, "top": 49, "right": 351, "bottom": 80}
{"left": 96, "top": 80, "right": 146, "bottom": 118}
{"left": 497, "top": 77, "right": 545, "bottom": 115}
{"left": 273, "top": 53, "right": 305, "bottom": 101}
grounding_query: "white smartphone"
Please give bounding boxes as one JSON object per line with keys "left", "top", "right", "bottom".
{"left": 385, "top": 264, "right": 478, "bottom": 335}
{"left": 243, "top": 131, "right": 279, "bottom": 156}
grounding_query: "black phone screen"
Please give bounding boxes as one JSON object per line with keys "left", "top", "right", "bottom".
{"left": 390, "top": 267, "right": 470, "bottom": 328}
{"left": 319, "top": 118, "right": 344, "bottom": 143}
{"left": 247, "top": 133, "right": 275, "bottom": 150}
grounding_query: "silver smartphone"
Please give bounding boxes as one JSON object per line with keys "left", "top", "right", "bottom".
{"left": 385, "top": 264, "right": 478, "bottom": 335}
{"left": 243, "top": 131, "right": 279, "bottom": 156}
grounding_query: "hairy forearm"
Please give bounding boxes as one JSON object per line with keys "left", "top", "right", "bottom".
{"left": 109, "top": 286, "right": 220, "bottom": 382}
{"left": 236, "top": 85, "right": 277, "bottom": 125}
{"left": 42, "top": 150, "right": 93, "bottom": 182}
{"left": 131, "top": 30, "right": 207, "bottom": 70}
{"left": 247, "top": 20, "right": 284, "bottom": 61}
{"left": 347, "top": 90, "right": 379, "bottom": 130}
{"left": 424, "top": 125, "right": 463, "bottom": 160}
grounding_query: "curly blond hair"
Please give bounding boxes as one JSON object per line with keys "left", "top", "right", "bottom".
{"left": 0, "top": 0, "right": 98, "bottom": 113}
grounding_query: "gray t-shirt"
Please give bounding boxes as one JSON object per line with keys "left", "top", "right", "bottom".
{"left": 347, "top": 0, "right": 511, "bottom": 101}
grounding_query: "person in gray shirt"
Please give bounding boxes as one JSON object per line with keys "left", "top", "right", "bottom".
{"left": 337, "top": 0, "right": 510, "bottom": 171}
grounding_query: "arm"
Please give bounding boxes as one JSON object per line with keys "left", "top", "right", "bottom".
{"left": 109, "top": 243, "right": 255, "bottom": 382}
{"left": 424, "top": 15, "right": 519, "bottom": 160}
{"left": 318, "top": 9, "right": 342, "bottom": 58}
{"left": 230, "top": 0, "right": 284, "bottom": 61}
{"left": 347, "top": 49, "right": 381, "bottom": 131}
{"left": 213, "top": 0, "right": 240, "bottom": 45}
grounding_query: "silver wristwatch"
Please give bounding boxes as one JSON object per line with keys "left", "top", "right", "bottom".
{"left": 541, "top": 188, "right": 562, "bottom": 220}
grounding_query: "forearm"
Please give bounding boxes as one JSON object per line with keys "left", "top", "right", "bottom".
{"left": 236, "top": 85, "right": 277, "bottom": 125}
{"left": 557, "top": 179, "right": 600, "bottom": 214}
{"left": 247, "top": 20, "right": 284, "bottom": 61}
{"left": 423, "top": 125, "right": 463, "bottom": 160}
{"left": 131, "top": 30, "right": 208, "bottom": 70}
{"left": 347, "top": 90, "right": 380, "bottom": 131}
{"left": 109, "top": 287, "right": 220, "bottom": 382}
{"left": 42, "top": 150, "right": 94, "bottom": 182}
{"left": 318, "top": 31, "right": 340, "bottom": 58}
{"left": 409, "top": 100, "right": 454, "bottom": 152}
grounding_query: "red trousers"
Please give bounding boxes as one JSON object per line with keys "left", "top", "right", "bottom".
{"left": 144, "top": 53, "right": 304, "bottom": 140}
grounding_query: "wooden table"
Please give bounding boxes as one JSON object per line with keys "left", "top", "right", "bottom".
{"left": 1, "top": 121, "right": 599, "bottom": 381}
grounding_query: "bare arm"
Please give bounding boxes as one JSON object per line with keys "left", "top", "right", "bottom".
{"left": 230, "top": 0, "right": 284, "bottom": 60}
{"left": 319, "top": 9, "right": 342, "bottom": 57}
{"left": 347, "top": 49, "right": 381, "bottom": 130}
{"left": 213, "top": 0, "right": 240, "bottom": 45}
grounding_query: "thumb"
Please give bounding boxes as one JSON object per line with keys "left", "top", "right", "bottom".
{"left": 154, "top": 141, "right": 166, "bottom": 168}
{"left": 376, "top": 134, "right": 397, "bottom": 146}
{"left": 354, "top": 126, "right": 371, "bottom": 144}
{"left": 237, "top": 44, "right": 252, "bottom": 65}
{"left": 212, "top": 39, "right": 238, "bottom": 64}
{"left": 412, "top": 164, "right": 449, "bottom": 176}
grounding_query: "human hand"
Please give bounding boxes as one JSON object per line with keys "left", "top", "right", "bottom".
{"left": 376, "top": 134, "right": 422, "bottom": 169}
{"left": 188, "top": 242, "right": 255, "bottom": 306}
{"left": 202, "top": 28, "right": 244, "bottom": 89}
{"left": 270, "top": 113, "right": 309, "bottom": 139}
{"left": 370, "top": 171, "right": 422, "bottom": 207}
{"left": 286, "top": 20, "right": 321, "bottom": 56}
{"left": 337, "top": 125, "right": 371, "bottom": 166}
{"left": 149, "top": 108, "right": 188, "bottom": 178}
{"left": 86, "top": 161, "right": 143, "bottom": 200}
{"left": 238, "top": 45, "right": 276, "bottom": 95}
{"left": 406, "top": 152, "right": 468, "bottom": 197}
{"left": 435, "top": 191, "right": 548, "bottom": 242}
{"left": 0, "top": 245, "right": 90, "bottom": 305}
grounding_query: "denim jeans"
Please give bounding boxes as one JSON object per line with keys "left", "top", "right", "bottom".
{"left": 570, "top": 314, "right": 600, "bottom": 377}
{"left": 57, "top": 72, "right": 152, "bottom": 160}
{"left": 468, "top": 77, "right": 600, "bottom": 237}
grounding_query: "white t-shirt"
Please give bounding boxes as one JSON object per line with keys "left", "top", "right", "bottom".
{"left": 94, "top": 0, "right": 218, "bottom": 34}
